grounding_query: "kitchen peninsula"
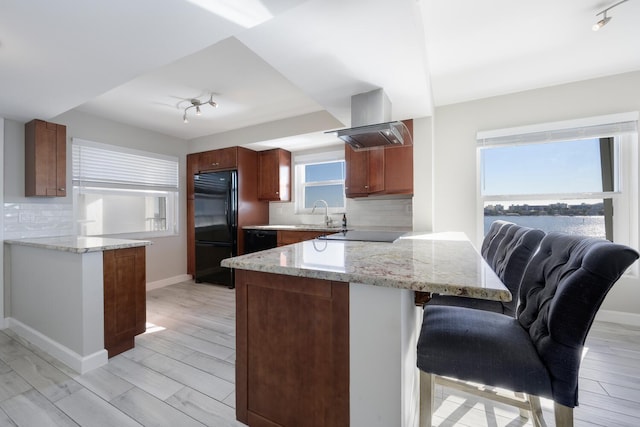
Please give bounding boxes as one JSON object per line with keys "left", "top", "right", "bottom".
{"left": 221, "top": 231, "right": 510, "bottom": 427}
{"left": 4, "top": 236, "right": 150, "bottom": 374}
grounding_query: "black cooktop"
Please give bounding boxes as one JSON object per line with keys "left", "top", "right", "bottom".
{"left": 318, "top": 230, "right": 406, "bottom": 243}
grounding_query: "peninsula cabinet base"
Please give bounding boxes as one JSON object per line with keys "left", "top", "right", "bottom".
{"left": 235, "top": 270, "right": 349, "bottom": 427}
{"left": 103, "top": 247, "right": 146, "bottom": 358}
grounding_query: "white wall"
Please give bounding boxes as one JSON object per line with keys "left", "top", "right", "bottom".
{"left": 432, "top": 70, "right": 640, "bottom": 316}
{"left": 412, "top": 116, "right": 433, "bottom": 232}
{"left": 3, "top": 111, "right": 189, "bottom": 284}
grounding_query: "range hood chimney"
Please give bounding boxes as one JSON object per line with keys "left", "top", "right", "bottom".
{"left": 329, "top": 89, "right": 412, "bottom": 151}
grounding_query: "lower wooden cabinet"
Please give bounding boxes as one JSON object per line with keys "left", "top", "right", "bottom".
{"left": 277, "top": 230, "right": 328, "bottom": 246}
{"left": 103, "top": 247, "right": 146, "bottom": 357}
{"left": 236, "top": 270, "right": 349, "bottom": 426}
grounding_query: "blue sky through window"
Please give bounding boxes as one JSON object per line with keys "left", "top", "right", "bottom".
{"left": 481, "top": 138, "right": 604, "bottom": 196}
{"left": 304, "top": 161, "right": 345, "bottom": 183}
{"left": 302, "top": 161, "right": 345, "bottom": 209}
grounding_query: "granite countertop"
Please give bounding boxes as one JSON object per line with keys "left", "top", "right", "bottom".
{"left": 222, "top": 231, "right": 511, "bottom": 302}
{"left": 4, "top": 236, "right": 152, "bottom": 254}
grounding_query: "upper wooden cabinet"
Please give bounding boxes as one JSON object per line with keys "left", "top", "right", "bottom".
{"left": 344, "top": 146, "right": 385, "bottom": 198}
{"left": 196, "top": 147, "right": 238, "bottom": 172}
{"left": 344, "top": 119, "right": 413, "bottom": 198}
{"left": 258, "top": 148, "right": 291, "bottom": 202}
{"left": 383, "top": 145, "right": 413, "bottom": 195}
{"left": 25, "top": 119, "right": 67, "bottom": 197}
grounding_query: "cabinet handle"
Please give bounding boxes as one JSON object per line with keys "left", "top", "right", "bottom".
{"left": 212, "top": 162, "right": 219, "bottom": 166}
{"left": 365, "top": 185, "right": 369, "bottom": 189}
{"left": 345, "top": 186, "right": 349, "bottom": 190}
{"left": 275, "top": 191, "right": 279, "bottom": 195}
{"left": 58, "top": 188, "right": 65, "bottom": 191}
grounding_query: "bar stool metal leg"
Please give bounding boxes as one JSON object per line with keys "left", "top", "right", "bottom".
{"left": 419, "top": 371, "right": 434, "bottom": 427}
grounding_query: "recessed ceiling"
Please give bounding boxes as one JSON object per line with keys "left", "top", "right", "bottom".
{"left": 1, "top": 0, "right": 639, "bottom": 149}
{"left": 77, "top": 37, "right": 326, "bottom": 140}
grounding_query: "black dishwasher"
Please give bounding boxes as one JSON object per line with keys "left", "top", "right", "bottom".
{"left": 244, "top": 229, "right": 278, "bottom": 253}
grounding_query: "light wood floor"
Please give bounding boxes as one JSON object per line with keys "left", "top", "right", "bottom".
{"left": 0, "top": 280, "right": 638, "bottom": 426}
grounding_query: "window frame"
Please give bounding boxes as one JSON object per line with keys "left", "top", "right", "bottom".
{"left": 476, "top": 113, "right": 638, "bottom": 254}
{"left": 71, "top": 138, "right": 179, "bottom": 239}
{"left": 294, "top": 149, "right": 346, "bottom": 215}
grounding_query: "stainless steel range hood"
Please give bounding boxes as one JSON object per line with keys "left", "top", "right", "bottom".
{"left": 328, "top": 89, "right": 412, "bottom": 150}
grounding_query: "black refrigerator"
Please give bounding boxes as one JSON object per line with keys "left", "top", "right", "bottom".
{"left": 194, "top": 170, "right": 237, "bottom": 288}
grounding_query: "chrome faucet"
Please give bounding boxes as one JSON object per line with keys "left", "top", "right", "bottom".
{"left": 311, "top": 199, "right": 331, "bottom": 226}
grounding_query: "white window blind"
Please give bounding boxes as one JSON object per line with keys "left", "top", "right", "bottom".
{"left": 72, "top": 138, "right": 178, "bottom": 191}
{"left": 477, "top": 112, "right": 638, "bottom": 147}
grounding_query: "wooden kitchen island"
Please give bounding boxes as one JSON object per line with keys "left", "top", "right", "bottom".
{"left": 222, "top": 231, "right": 510, "bottom": 427}
{"left": 4, "top": 236, "right": 150, "bottom": 373}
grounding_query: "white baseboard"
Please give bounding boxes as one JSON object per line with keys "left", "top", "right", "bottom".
{"left": 146, "top": 274, "right": 192, "bottom": 291}
{"left": 6, "top": 317, "right": 108, "bottom": 374}
{"left": 595, "top": 310, "right": 640, "bottom": 327}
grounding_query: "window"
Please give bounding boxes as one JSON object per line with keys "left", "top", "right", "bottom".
{"left": 478, "top": 113, "right": 638, "bottom": 249}
{"left": 72, "top": 138, "right": 179, "bottom": 238}
{"left": 295, "top": 150, "right": 345, "bottom": 213}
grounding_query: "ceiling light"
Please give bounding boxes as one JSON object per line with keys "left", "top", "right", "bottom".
{"left": 592, "top": 13, "right": 611, "bottom": 31}
{"left": 593, "top": 0, "right": 629, "bottom": 31}
{"left": 183, "top": 94, "right": 218, "bottom": 123}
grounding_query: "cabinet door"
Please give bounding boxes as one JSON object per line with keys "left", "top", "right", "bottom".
{"left": 383, "top": 145, "right": 413, "bottom": 195}
{"left": 367, "top": 147, "right": 385, "bottom": 194}
{"left": 103, "top": 247, "right": 146, "bottom": 358}
{"left": 198, "top": 147, "right": 237, "bottom": 171}
{"left": 382, "top": 119, "right": 413, "bottom": 195}
{"left": 344, "top": 146, "right": 369, "bottom": 197}
{"left": 258, "top": 148, "right": 291, "bottom": 201}
{"left": 25, "top": 119, "right": 66, "bottom": 197}
{"left": 236, "top": 271, "right": 349, "bottom": 426}
{"left": 345, "top": 146, "right": 384, "bottom": 197}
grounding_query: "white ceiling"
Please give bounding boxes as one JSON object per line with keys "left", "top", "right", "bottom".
{"left": 1, "top": 0, "right": 639, "bottom": 150}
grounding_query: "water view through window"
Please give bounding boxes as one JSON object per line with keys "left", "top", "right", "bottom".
{"left": 481, "top": 137, "right": 615, "bottom": 240}
{"left": 484, "top": 201, "right": 606, "bottom": 239}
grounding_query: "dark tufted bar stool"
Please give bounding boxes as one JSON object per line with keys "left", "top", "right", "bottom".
{"left": 428, "top": 223, "right": 544, "bottom": 316}
{"left": 417, "top": 232, "right": 639, "bottom": 427}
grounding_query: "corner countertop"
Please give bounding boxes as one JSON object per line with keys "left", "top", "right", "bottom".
{"left": 4, "top": 236, "right": 152, "bottom": 254}
{"left": 222, "top": 231, "right": 511, "bottom": 302}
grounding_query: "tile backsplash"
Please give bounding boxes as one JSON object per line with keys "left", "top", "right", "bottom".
{"left": 3, "top": 202, "right": 74, "bottom": 239}
{"left": 269, "top": 197, "right": 413, "bottom": 229}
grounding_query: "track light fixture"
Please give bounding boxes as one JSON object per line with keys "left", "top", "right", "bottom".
{"left": 593, "top": 0, "right": 629, "bottom": 31}
{"left": 592, "top": 12, "right": 611, "bottom": 31}
{"left": 183, "top": 94, "right": 218, "bottom": 123}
